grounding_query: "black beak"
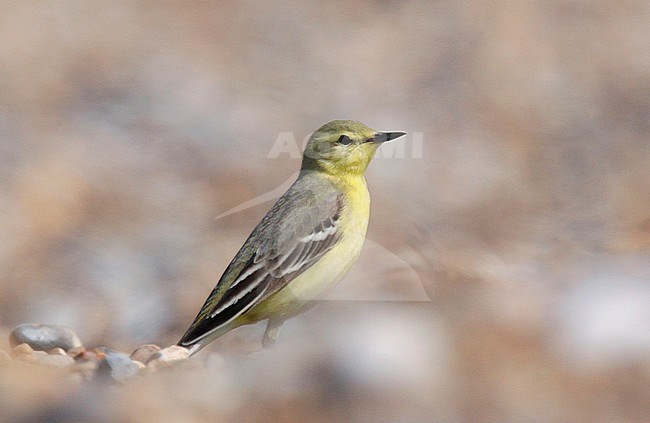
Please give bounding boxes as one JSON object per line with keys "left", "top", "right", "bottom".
{"left": 367, "top": 131, "right": 407, "bottom": 143}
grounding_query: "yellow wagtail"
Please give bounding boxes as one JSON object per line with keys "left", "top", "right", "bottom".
{"left": 178, "top": 120, "right": 406, "bottom": 355}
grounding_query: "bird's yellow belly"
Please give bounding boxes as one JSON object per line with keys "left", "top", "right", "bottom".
{"left": 247, "top": 179, "right": 370, "bottom": 321}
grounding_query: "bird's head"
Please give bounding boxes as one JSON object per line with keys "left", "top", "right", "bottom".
{"left": 301, "top": 120, "right": 406, "bottom": 176}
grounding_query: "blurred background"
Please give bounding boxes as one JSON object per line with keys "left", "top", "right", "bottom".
{"left": 1, "top": 1, "right": 649, "bottom": 421}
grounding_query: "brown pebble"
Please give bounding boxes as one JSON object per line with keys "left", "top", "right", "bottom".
{"left": 146, "top": 345, "right": 190, "bottom": 370}
{"left": 67, "top": 346, "right": 85, "bottom": 357}
{"left": 15, "top": 350, "right": 45, "bottom": 364}
{"left": 11, "top": 343, "right": 34, "bottom": 358}
{"left": 74, "top": 348, "right": 106, "bottom": 361}
{"left": 130, "top": 344, "right": 161, "bottom": 364}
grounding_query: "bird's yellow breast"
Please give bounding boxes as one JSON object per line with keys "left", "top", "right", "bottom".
{"left": 245, "top": 175, "right": 370, "bottom": 321}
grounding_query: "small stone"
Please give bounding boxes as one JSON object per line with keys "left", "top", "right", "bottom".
{"left": 48, "top": 347, "right": 67, "bottom": 356}
{"left": 97, "top": 348, "right": 141, "bottom": 382}
{"left": 130, "top": 344, "right": 161, "bottom": 364}
{"left": 146, "top": 346, "right": 190, "bottom": 370}
{"left": 73, "top": 348, "right": 106, "bottom": 361}
{"left": 14, "top": 347, "right": 43, "bottom": 364}
{"left": 9, "top": 324, "right": 83, "bottom": 352}
{"left": 67, "top": 346, "right": 85, "bottom": 357}
{"left": 11, "top": 342, "right": 34, "bottom": 358}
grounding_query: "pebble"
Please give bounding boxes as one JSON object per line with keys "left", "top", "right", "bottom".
{"left": 48, "top": 347, "right": 68, "bottom": 356}
{"left": 146, "top": 346, "right": 190, "bottom": 370}
{"left": 67, "top": 346, "right": 85, "bottom": 357}
{"left": 97, "top": 348, "right": 142, "bottom": 382}
{"left": 9, "top": 324, "right": 83, "bottom": 352}
{"left": 73, "top": 348, "right": 106, "bottom": 361}
{"left": 11, "top": 342, "right": 34, "bottom": 359}
{"left": 4, "top": 324, "right": 199, "bottom": 380}
{"left": 11, "top": 346, "right": 74, "bottom": 368}
{"left": 130, "top": 344, "right": 161, "bottom": 364}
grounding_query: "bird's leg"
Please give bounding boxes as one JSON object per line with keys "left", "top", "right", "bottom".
{"left": 262, "top": 317, "right": 284, "bottom": 349}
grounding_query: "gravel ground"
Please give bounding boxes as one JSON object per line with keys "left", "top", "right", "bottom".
{"left": 1, "top": 2, "right": 649, "bottom": 421}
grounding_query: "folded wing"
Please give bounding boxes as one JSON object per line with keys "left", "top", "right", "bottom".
{"left": 179, "top": 184, "right": 343, "bottom": 347}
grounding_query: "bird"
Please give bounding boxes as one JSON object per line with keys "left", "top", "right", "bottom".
{"left": 178, "top": 120, "right": 406, "bottom": 355}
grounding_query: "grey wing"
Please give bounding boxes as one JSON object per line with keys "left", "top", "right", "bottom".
{"left": 210, "top": 204, "right": 341, "bottom": 317}
{"left": 179, "top": 186, "right": 343, "bottom": 346}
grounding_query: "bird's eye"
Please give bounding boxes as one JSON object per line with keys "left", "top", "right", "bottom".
{"left": 337, "top": 135, "right": 352, "bottom": 145}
